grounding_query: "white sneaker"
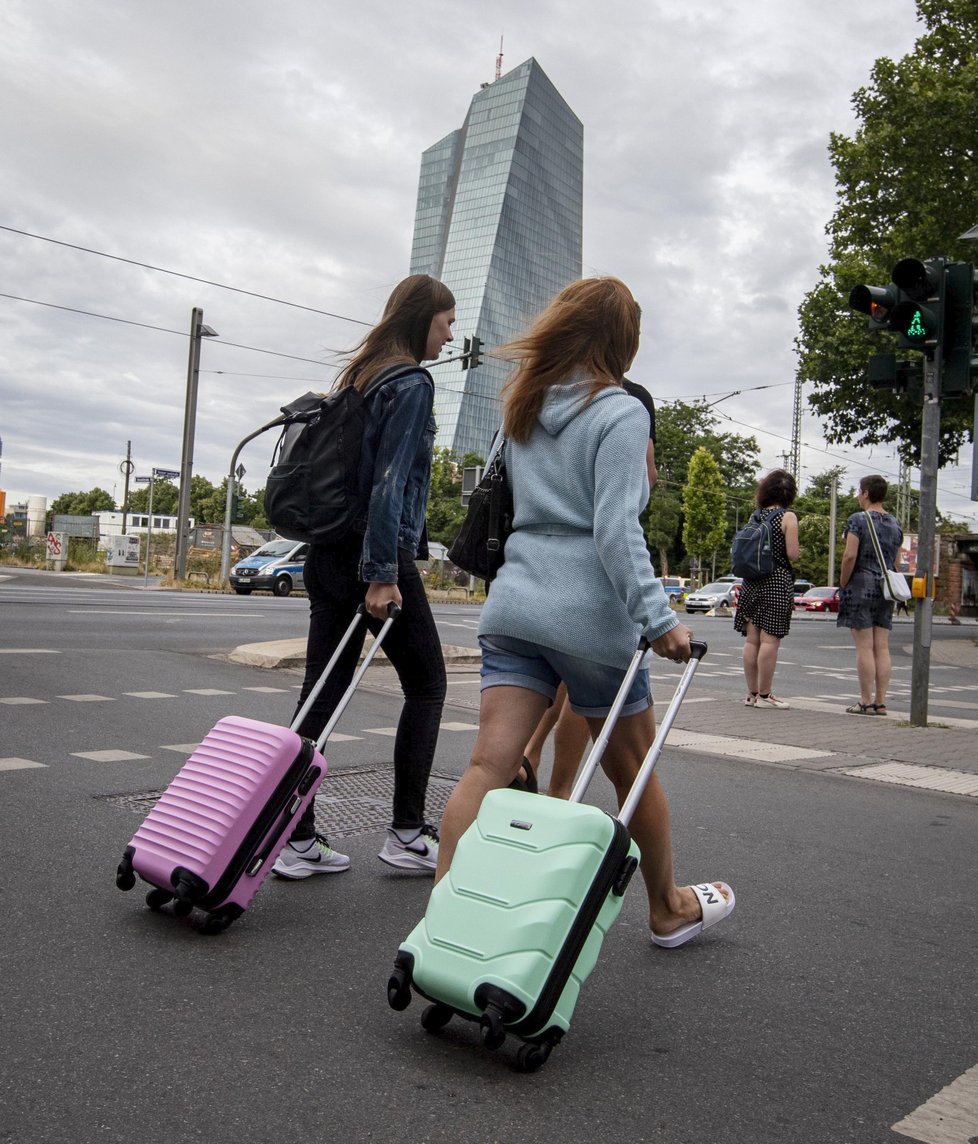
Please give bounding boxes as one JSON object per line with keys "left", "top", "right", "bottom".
{"left": 272, "top": 834, "right": 351, "bottom": 879}
{"left": 756, "top": 694, "right": 790, "bottom": 709}
{"left": 378, "top": 824, "right": 439, "bottom": 873}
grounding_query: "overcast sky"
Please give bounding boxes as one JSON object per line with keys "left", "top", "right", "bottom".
{"left": 2, "top": 0, "right": 973, "bottom": 526}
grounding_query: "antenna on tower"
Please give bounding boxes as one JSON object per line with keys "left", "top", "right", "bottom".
{"left": 495, "top": 36, "right": 504, "bottom": 81}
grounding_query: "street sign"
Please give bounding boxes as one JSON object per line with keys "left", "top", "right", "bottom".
{"left": 134, "top": 476, "right": 151, "bottom": 484}
{"left": 153, "top": 468, "right": 180, "bottom": 480}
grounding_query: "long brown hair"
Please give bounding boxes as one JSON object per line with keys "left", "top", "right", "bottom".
{"left": 499, "top": 277, "right": 641, "bottom": 441}
{"left": 335, "top": 274, "right": 455, "bottom": 391}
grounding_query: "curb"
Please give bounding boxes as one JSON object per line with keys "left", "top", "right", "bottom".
{"left": 227, "top": 639, "right": 481, "bottom": 670}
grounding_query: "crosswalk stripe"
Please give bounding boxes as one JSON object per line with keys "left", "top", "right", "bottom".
{"left": 58, "top": 694, "right": 115, "bottom": 702}
{"left": 123, "top": 691, "right": 178, "bottom": 699}
{"left": 0, "top": 697, "right": 48, "bottom": 705}
{"left": 0, "top": 758, "right": 48, "bottom": 771}
{"left": 70, "top": 750, "right": 152, "bottom": 762}
{"left": 892, "top": 1061, "right": 978, "bottom": 1143}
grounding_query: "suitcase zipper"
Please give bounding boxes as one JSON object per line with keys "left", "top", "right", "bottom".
{"left": 509, "top": 817, "right": 633, "bottom": 1037}
{"left": 191, "top": 739, "right": 319, "bottom": 908}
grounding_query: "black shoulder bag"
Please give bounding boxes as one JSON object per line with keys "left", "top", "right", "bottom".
{"left": 446, "top": 437, "right": 513, "bottom": 582}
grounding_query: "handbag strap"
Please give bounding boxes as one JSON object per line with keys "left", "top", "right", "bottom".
{"left": 863, "top": 510, "right": 889, "bottom": 577}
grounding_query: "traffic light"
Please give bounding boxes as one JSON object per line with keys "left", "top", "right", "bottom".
{"left": 888, "top": 258, "right": 945, "bottom": 353}
{"left": 941, "top": 261, "right": 978, "bottom": 396}
{"left": 851, "top": 258, "right": 946, "bottom": 354}
{"left": 866, "top": 353, "right": 925, "bottom": 404}
{"left": 460, "top": 336, "right": 484, "bottom": 369}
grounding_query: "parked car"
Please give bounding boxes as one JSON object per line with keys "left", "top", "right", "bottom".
{"left": 792, "top": 579, "right": 816, "bottom": 608}
{"left": 685, "top": 581, "right": 739, "bottom": 613}
{"left": 800, "top": 586, "right": 841, "bottom": 613}
{"left": 660, "top": 576, "right": 687, "bottom": 604}
{"left": 229, "top": 539, "right": 309, "bottom": 596}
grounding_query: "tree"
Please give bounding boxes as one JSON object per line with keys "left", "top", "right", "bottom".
{"left": 650, "top": 401, "right": 760, "bottom": 574}
{"left": 128, "top": 479, "right": 178, "bottom": 514}
{"left": 795, "top": 0, "right": 978, "bottom": 466}
{"left": 49, "top": 488, "right": 116, "bottom": 516}
{"left": 682, "top": 448, "right": 727, "bottom": 581}
{"left": 425, "top": 448, "right": 484, "bottom": 547}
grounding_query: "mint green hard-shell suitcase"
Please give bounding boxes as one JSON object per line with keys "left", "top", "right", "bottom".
{"left": 389, "top": 640, "right": 707, "bottom": 1072}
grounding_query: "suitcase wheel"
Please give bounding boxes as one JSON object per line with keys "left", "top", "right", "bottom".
{"left": 387, "top": 967, "right": 412, "bottom": 1011}
{"left": 420, "top": 1003, "right": 453, "bottom": 1033}
{"left": 480, "top": 1008, "right": 506, "bottom": 1051}
{"left": 199, "top": 905, "right": 243, "bottom": 936}
{"left": 146, "top": 888, "right": 173, "bottom": 911}
{"left": 172, "top": 900, "right": 194, "bottom": 919}
{"left": 116, "top": 847, "right": 136, "bottom": 891}
{"left": 516, "top": 1041, "right": 551, "bottom": 1073}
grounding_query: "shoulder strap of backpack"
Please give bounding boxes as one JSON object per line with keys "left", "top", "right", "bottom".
{"left": 360, "top": 363, "right": 434, "bottom": 399}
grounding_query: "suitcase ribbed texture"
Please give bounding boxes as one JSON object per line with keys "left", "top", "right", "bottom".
{"left": 131, "top": 716, "right": 304, "bottom": 868}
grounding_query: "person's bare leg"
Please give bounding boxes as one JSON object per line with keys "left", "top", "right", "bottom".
{"left": 850, "top": 627, "right": 875, "bottom": 705}
{"left": 435, "top": 686, "right": 549, "bottom": 882}
{"left": 755, "top": 631, "right": 782, "bottom": 696}
{"left": 742, "top": 623, "right": 760, "bottom": 699}
{"left": 587, "top": 709, "right": 730, "bottom": 937}
{"left": 872, "top": 626, "right": 892, "bottom": 707}
{"left": 523, "top": 681, "right": 565, "bottom": 780}
{"left": 547, "top": 697, "right": 592, "bottom": 799}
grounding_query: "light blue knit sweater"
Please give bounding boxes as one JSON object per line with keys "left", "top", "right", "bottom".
{"left": 479, "top": 379, "right": 679, "bottom": 668}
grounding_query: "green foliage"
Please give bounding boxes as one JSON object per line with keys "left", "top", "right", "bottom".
{"left": 49, "top": 487, "right": 116, "bottom": 516}
{"left": 682, "top": 448, "right": 727, "bottom": 566}
{"left": 796, "top": 0, "right": 978, "bottom": 466}
{"left": 426, "top": 447, "right": 484, "bottom": 547}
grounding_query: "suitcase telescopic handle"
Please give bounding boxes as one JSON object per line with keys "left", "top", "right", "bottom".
{"left": 568, "top": 638, "right": 708, "bottom": 809}
{"left": 289, "top": 602, "right": 401, "bottom": 740}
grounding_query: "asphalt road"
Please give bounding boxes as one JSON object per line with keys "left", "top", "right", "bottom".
{"left": 1, "top": 566, "right": 976, "bottom": 1144}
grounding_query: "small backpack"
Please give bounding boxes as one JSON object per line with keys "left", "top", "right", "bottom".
{"left": 730, "top": 508, "right": 777, "bottom": 580}
{"left": 263, "top": 365, "right": 430, "bottom": 544}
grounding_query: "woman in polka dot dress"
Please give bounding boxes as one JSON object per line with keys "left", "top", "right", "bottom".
{"left": 733, "top": 469, "right": 800, "bottom": 708}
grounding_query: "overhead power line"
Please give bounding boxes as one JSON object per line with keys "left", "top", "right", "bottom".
{"left": 0, "top": 224, "right": 373, "bottom": 326}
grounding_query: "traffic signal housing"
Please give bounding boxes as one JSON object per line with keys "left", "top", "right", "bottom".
{"left": 866, "top": 353, "right": 924, "bottom": 405}
{"left": 941, "top": 261, "right": 978, "bottom": 396}
{"left": 850, "top": 258, "right": 945, "bottom": 354}
{"left": 460, "top": 336, "right": 483, "bottom": 369}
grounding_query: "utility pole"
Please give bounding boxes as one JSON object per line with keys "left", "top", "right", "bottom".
{"left": 174, "top": 308, "right": 218, "bottom": 582}
{"left": 910, "top": 355, "right": 941, "bottom": 726}
{"left": 827, "top": 475, "right": 838, "bottom": 586}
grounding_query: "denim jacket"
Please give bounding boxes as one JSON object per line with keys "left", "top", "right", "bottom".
{"left": 353, "top": 367, "right": 435, "bottom": 583}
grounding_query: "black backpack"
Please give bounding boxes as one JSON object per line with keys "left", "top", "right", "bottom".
{"left": 730, "top": 508, "right": 777, "bottom": 580}
{"left": 263, "top": 365, "right": 430, "bottom": 544}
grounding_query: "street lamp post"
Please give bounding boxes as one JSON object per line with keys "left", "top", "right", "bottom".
{"left": 174, "top": 307, "right": 218, "bottom": 582}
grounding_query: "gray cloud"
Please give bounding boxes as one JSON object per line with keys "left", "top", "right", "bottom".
{"left": 2, "top": 0, "right": 972, "bottom": 523}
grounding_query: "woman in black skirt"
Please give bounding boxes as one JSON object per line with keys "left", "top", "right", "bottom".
{"left": 733, "top": 469, "right": 800, "bottom": 708}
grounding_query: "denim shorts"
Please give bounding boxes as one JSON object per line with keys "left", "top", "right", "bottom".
{"left": 479, "top": 634, "right": 652, "bottom": 719}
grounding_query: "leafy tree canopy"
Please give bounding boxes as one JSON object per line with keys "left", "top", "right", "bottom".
{"left": 796, "top": 0, "right": 978, "bottom": 467}
{"left": 49, "top": 488, "right": 117, "bottom": 516}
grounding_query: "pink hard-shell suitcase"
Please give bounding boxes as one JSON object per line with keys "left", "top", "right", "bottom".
{"left": 115, "top": 604, "right": 395, "bottom": 933}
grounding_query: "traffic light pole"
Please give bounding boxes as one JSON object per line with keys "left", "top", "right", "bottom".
{"left": 909, "top": 354, "right": 942, "bottom": 727}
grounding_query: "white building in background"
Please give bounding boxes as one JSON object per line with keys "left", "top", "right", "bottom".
{"left": 94, "top": 511, "right": 190, "bottom": 536}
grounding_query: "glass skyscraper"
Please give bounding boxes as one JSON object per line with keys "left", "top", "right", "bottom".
{"left": 410, "top": 58, "right": 583, "bottom": 459}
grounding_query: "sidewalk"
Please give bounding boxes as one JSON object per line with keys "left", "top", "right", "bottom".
{"left": 229, "top": 628, "right": 978, "bottom": 794}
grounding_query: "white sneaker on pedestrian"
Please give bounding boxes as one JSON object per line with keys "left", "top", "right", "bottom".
{"left": 272, "top": 834, "right": 351, "bottom": 879}
{"left": 756, "top": 694, "right": 790, "bottom": 709}
{"left": 378, "top": 824, "right": 439, "bottom": 873}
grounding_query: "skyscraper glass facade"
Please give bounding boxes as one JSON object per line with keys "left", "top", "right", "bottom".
{"left": 410, "top": 58, "right": 583, "bottom": 459}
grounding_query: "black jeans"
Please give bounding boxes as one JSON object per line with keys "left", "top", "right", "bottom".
{"left": 291, "top": 534, "right": 446, "bottom": 840}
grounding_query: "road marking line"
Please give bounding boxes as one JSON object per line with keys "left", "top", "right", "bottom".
{"left": 892, "top": 1062, "right": 978, "bottom": 1143}
{"left": 669, "top": 729, "right": 835, "bottom": 762}
{"left": 71, "top": 750, "right": 152, "bottom": 762}
{"left": 0, "top": 648, "right": 60, "bottom": 654}
{"left": 183, "top": 688, "right": 236, "bottom": 696}
{"left": 839, "top": 763, "right": 978, "bottom": 798}
{"left": 439, "top": 722, "right": 479, "bottom": 731}
{"left": 242, "top": 686, "right": 292, "bottom": 693}
{"left": 363, "top": 726, "right": 398, "bottom": 737}
{"left": 123, "top": 691, "right": 178, "bottom": 699}
{"left": 58, "top": 694, "right": 116, "bottom": 702}
{"left": 0, "top": 697, "right": 48, "bottom": 705}
{"left": 0, "top": 758, "right": 48, "bottom": 771}
{"left": 161, "top": 743, "right": 200, "bottom": 753}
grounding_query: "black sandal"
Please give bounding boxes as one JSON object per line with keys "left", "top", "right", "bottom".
{"left": 845, "top": 702, "right": 877, "bottom": 716}
{"left": 508, "top": 756, "right": 538, "bottom": 793}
